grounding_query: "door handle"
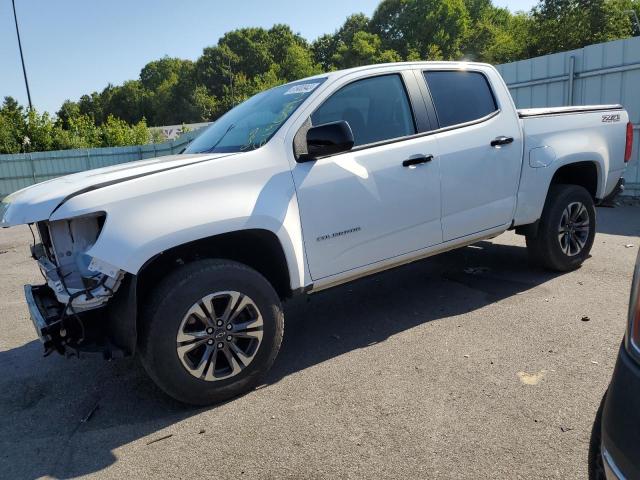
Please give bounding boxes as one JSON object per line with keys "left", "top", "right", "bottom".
{"left": 402, "top": 154, "right": 433, "bottom": 167}
{"left": 491, "top": 136, "right": 514, "bottom": 147}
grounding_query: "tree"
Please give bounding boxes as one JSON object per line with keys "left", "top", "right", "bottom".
{"left": 336, "top": 13, "right": 372, "bottom": 45}
{"left": 311, "top": 14, "right": 374, "bottom": 70}
{"left": 461, "top": 4, "right": 532, "bottom": 62}
{"left": 371, "top": 0, "right": 470, "bottom": 60}
{"left": 78, "top": 89, "right": 111, "bottom": 125}
{"left": 279, "top": 42, "right": 322, "bottom": 79}
{"left": 24, "top": 109, "right": 55, "bottom": 152}
{"left": 195, "top": 25, "right": 323, "bottom": 116}
{"left": 104, "top": 80, "right": 147, "bottom": 125}
{"left": 140, "top": 57, "right": 189, "bottom": 92}
{"left": 311, "top": 33, "right": 340, "bottom": 70}
{"left": 218, "top": 28, "right": 275, "bottom": 79}
{"left": 333, "top": 31, "right": 401, "bottom": 67}
{"left": 56, "top": 100, "right": 81, "bottom": 129}
{"left": 0, "top": 97, "right": 25, "bottom": 153}
{"left": 481, "top": 12, "right": 533, "bottom": 63}
{"left": 51, "top": 113, "right": 100, "bottom": 150}
{"left": 0, "top": 97, "right": 161, "bottom": 154}
{"left": 190, "top": 84, "right": 219, "bottom": 121}
{"left": 100, "top": 115, "right": 149, "bottom": 147}
{"left": 529, "top": 0, "right": 635, "bottom": 55}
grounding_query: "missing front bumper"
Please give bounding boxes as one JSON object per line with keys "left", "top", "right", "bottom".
{"left": 24, "top": 284, "right": 63, "bottom": 350}
{"left": 23, "top": 283, "right": 127, "bottom": 359}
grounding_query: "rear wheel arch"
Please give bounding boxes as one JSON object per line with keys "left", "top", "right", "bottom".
{"left": 549, "top": 160, "right": 600, "bottom": 199}
{"left": 517, "top": 160, "right": 600, "bottom": 237}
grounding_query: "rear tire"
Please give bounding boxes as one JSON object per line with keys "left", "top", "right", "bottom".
{"left": 139, "top": 259, "right": 284, "bottom": 406}
{"left": 526, "top": 184, "right": 596, "bottom": 272}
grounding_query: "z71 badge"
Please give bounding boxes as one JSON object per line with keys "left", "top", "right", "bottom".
{"left": 602, "top": 114, "right": 621, "bottom": 123}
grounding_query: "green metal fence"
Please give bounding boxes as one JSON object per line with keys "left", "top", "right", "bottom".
{"left": 496, "top": 36, "right": 640, "bottom": 196}
{"left": 0, "top": 129, "right": 201, "bottom": 197}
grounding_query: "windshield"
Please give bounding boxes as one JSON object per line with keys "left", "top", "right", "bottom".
{"left": 184, "top": 78, "right": 326, "bottom": 154}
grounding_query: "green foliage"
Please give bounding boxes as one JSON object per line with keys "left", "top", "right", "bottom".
{"left": 100, "top": 115, "right": 149, "bottom": 147}
{"left": 0, "top": 96, "right": 152, "bottom": 154}
{"left": 334, "top": 31, "right": 402, "bottom": 67}
{"left": 3, "top": 0, "right": 639, "bottom": 154}
{"left": 371, "top": 0, "right": 470, "bottom": 59}
{"left": 461, "top": 4, "right": 532, "bottom": 62}
{"left": 52, "top": 114, "right": 101, "bottom": 150}
{"left": 0, "top": 97, "right": 26, "bottom": 154}
{"left": 530, "top": 0, "right": 636, "bottom": 55}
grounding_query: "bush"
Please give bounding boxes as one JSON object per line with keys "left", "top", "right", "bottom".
{"left": 0, "top": 97, "right": 153, "bottom": 154}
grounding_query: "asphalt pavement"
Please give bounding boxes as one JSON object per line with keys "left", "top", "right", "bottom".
{"left": 1, "top": 205, "right": 639, "bottom": 479}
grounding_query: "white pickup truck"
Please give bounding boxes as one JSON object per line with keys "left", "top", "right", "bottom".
{"left": 0, "top": 62, "right": 633, "bottom": 405}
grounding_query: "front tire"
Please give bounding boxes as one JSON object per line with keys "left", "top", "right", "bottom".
{"left": 139, "top": 259, "right": 284, "bottom": 405}
{"left": 526, "top": 184, "right": 596, "bottom": 272}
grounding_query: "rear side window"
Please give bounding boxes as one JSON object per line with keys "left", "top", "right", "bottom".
{"left": 424, "top": 71, "right": 497, "bottom": 128}
{"left": 311, "top": 74, "right": 416, "bottom": 147}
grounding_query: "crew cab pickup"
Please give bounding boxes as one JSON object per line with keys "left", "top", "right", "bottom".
{"left": 0, "top": 62, "right": 633, "bottom": 405}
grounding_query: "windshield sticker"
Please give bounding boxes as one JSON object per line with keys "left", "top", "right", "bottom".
{"left": 284, "top": 83, "right": 320, "bottom": 95}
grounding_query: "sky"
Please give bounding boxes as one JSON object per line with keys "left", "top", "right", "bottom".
{"left": 0, "top": 0, "right": 538, "bottom": 115}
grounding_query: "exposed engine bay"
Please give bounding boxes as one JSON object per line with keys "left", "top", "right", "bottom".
{"left": 29, "top": 214, "right": 125, "bottom": 356}
{"left": 33, "top": 214, "right": 124, "bottom": 311}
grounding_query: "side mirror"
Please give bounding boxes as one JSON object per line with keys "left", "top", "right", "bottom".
{"left": 302, "top": 121, "right": 354, "bottom": 161}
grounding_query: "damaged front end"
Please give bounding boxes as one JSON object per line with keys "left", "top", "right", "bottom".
{"left": 26, "top": 213, "right": 129, "bottom": 358}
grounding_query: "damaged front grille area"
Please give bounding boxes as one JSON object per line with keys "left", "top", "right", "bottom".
{"left": 35, "top": 220, "right": 55, "bottom": 262}
{"left": 31, "top": 214, "right": 123, "bottom": 314}
{"left": 27, "top": 214, "right": 126, "bottom": 356}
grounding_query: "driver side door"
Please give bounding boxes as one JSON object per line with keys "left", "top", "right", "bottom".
{"left": 290, "top": 73, "right": 443, "bottom": 281}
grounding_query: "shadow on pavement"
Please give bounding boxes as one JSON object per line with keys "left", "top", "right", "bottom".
{"left": 595, "top": 204, "right": 640, "bottom": 237}
{"left": 0, "top": 236, "right": 600, "bottom": 479}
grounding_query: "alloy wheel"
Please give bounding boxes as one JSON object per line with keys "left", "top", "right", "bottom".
{"left": 558, "top": 201, "right": 590, "bottom": 257}
{"left": 176, "top": 291, "right": 264, "bottom": 381}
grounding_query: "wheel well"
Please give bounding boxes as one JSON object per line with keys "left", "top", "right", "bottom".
{"left": 136, "top": 229, "right": 292, "bottom": 308}
{"left": 515, "top": 161, "right": 599, "bottom": 237}
{"left": 550, "top": 161, "right": 598, "bottom": 199}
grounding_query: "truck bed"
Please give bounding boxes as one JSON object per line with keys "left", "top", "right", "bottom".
{"left": 513, "top": 103, "right": 629, "bottom": 227}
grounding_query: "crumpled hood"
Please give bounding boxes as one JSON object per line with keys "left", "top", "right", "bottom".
{"left": 0, "top": 152, "right": 232, "bottom": 227}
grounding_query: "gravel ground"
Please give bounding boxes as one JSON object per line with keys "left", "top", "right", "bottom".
{"left": 1, "top": 205, "right": 639, "bottom": 480}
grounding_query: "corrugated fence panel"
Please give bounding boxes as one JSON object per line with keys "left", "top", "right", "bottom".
{"left": 496, "top": 36, "right": 640, "bottom": 195}
{"left": 0, "top": 129, "right": 201, "bottom": 197}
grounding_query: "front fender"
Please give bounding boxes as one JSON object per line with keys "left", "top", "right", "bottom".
{"left": 50, "top": 144, "right": 308, "bottom": 291}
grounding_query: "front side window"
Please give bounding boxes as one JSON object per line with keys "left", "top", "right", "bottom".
{"left": 311, "top": 74, "right": 416, "bottom": 147}
{"left": 185, "top": 78, "right": 326, "bottom": 154}
{"left": 424, "top": 71, "right": 497, "bottom": 128}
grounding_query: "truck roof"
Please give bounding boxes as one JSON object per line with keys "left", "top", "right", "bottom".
{"left": 297, "top": 60, "right": 495, "bottom": 84}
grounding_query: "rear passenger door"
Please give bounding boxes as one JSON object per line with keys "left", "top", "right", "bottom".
{"left": 421, "top": 70, "right": 522, "bottom": 242}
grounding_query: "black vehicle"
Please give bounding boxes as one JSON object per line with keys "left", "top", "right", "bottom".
{"left": 589, "top": 249, "right": 640, "bottom": 480}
